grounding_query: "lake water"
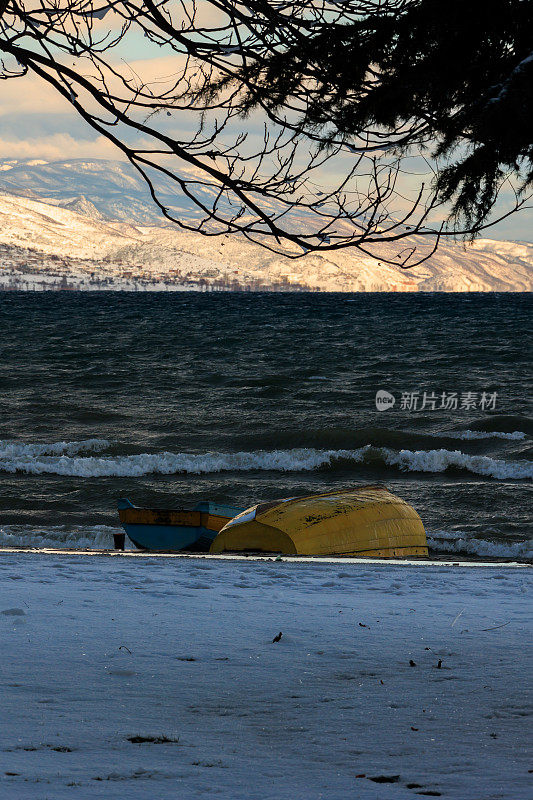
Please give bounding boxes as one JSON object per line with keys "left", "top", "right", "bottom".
{"left": 0, "top": 291, "right": 531, "bottom": 559}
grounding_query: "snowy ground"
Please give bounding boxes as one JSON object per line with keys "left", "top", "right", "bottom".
{"left": 0, "top": 553, "right": 531, "bottom": 799}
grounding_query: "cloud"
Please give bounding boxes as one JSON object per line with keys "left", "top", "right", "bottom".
{"left": 0, "top": 52, "right": 530, "bottom": 242}
{"left": 0, "top": 72, "right": 71, "bottom": 116}
{"left": 0, "top": 54, "right": 190, "bottom": 119}
{"left": 0, "top": 133, "right": 125, "bottom": 161}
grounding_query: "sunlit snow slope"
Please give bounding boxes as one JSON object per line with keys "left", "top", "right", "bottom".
{"left": 0, "top": 158, "right": 531, "bottom": 291}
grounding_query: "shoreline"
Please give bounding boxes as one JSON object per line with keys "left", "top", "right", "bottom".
{"left": 0, "top": 546, "right": 530, "bottom": 568}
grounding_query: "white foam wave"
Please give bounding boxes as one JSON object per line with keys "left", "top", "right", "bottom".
{"left": 427, "top": 530, "right": 532, "bottom": 560}
{"left": 378, "top": 447, "right": 533, "bottom": 479}
{"left": 0, "top": 525, "right": 122, "bottom": 550}
{"left": 0, "top": 448, "right": 339, "bottom": 477}
{"left": 444, "top": 430, "right": 527, "bottom": 441}
{"left": 0, "top": 445, "right": 530, "bottom": 479}
{"left": 1, "top": 524, "right": 528, "bottom": 560}
{"left": 0, "top": 439, "right": 110, "bottom": 459}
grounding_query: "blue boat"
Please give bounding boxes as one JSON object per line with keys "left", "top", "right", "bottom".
{"left": 117, "top": 498, "right": 245, "bottom": 552}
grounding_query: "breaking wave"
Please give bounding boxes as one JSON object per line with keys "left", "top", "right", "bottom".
{"left": 0, "top": 442, "right": 531, "bottom": 479}
{"left": 373, "top": 447, "right": 533, "bottom": 479}
{"left": 444, "top": 430, "right": 526, "bottom": 441}
{"left": 237, "top": 425, "right": 529, "bottom": 452}
{"left": 427, "top": 530, "right": 532, "bottom": 561}
{"left": 0, "top": 439, "right": 110, "bottom": 459}
{"left": 0, "top": 524, "right": 121, "bottom": 550}
{"left": 0, "top": 523, "right": 529, "bottom": 560}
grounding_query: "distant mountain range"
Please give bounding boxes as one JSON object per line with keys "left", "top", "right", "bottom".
{"left": 0, "top": 157, "right": 532, "bottom": 291}
{"left": 0, "top": 157, "right": 191, "bottom": 224}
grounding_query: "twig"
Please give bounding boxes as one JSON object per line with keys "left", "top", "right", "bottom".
{"left": 451, "top": 608, "right": 465, "bottom": 627}
{"left": 480, "top": 621, "right": 510, "bottom": 632}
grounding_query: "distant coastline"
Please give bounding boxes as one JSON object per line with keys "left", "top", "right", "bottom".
{"left": 1, "top": 273, "right": 531, "bottom": 293}
{"left": 1, "top": 158, "right": 532, "bottom": 292}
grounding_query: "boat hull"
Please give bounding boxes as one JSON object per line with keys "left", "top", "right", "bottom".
{"left": 210, "top": 486, "right": 428, "bottom": 558}
{"left": 118, "top": 499, "right": 245, "bottom": 552}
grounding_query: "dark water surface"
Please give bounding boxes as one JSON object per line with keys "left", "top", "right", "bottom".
{"left": 0, "top": 292, "right": 531, "bottom": 558}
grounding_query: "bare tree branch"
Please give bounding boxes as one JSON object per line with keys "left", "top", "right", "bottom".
{"left": 0, "top": 1, "right": 529, "bottom": 268}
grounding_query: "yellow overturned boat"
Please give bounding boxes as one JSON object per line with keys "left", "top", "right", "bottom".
{"left": 210, "top": 485, "right": 428, "bottom": 558}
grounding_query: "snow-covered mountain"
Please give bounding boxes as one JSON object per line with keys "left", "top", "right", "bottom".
{"left": 0, "top": 157, "right": 195, "bottom": 224}
{"left": 0, "top": 158, "right": 531, "bottom": 291}
{"left": 58, "top": 195, "right": 104, "bottom": 221}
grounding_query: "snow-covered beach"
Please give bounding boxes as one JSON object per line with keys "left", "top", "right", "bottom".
{"left": 1, "top": 552, "right": 531, "bottom": 799}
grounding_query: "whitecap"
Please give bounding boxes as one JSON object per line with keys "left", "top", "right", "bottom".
{"left": 0, "top": 524, "right": 120, "bottom": 550}
{"left": 0, "top": 443, "right": 530, "bottom": 480}
{"left": 444, "top": 430, "right": 527, "bottom": 441}
{"left": 0, "top": 439, "right": 110, "bottom": 459}
{"left": 378, "top": 446, "right": 533, "bottom": 480}
{"left": 427, "top": 530, "right": 532, "bottom": 560}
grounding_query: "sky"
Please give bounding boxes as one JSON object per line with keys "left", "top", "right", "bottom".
{"left": 0, "top": 26, "right": 531, "bottom": 243}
